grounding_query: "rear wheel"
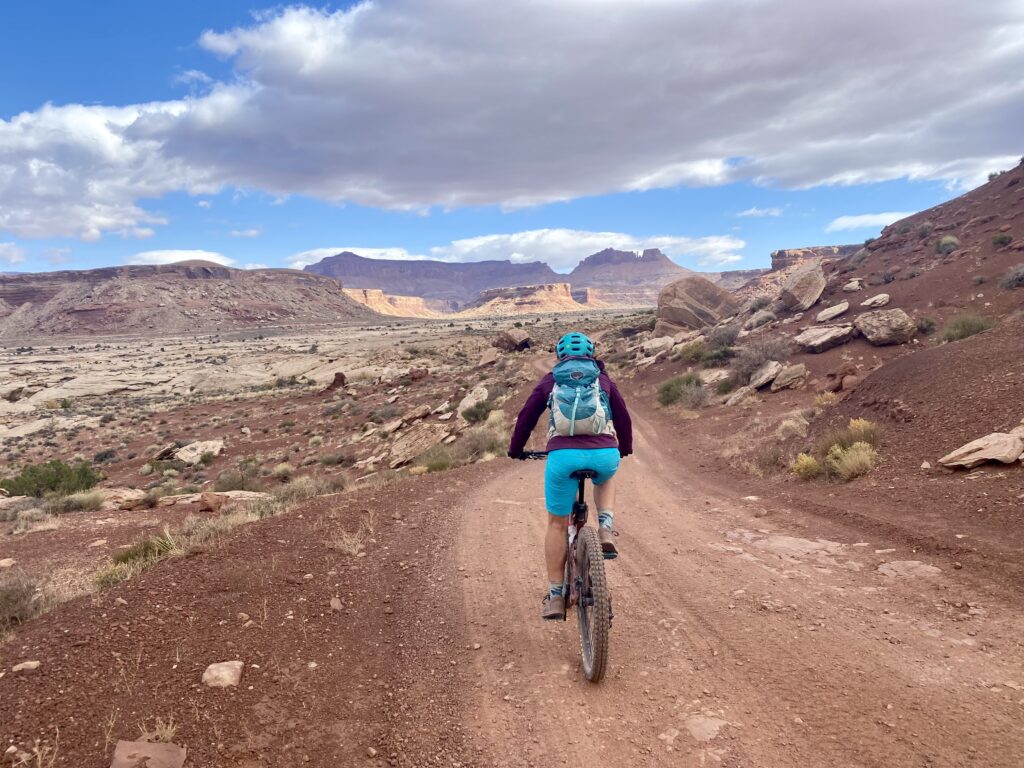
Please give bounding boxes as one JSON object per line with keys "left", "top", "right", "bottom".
{"left": 575, "top": 526, "right": 611, "bottom": 682}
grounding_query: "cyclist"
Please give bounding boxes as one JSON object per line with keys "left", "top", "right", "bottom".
{"left": 508, "top": 331, "right": 633, "bottom": 620}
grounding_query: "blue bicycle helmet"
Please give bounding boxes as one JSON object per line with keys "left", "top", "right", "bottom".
{"left": 556, "top": 331, "right": 595, "bottom": 360}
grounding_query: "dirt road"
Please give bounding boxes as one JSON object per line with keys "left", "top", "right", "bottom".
{"left": 452, "top": 409, "right": 1024, "bottom": 767}
{"left": 4, "top": 407, "right": 1024, "bottom": 766}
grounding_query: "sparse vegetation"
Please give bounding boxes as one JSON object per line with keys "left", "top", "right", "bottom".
{"left": 814, "top": 391, "right": 838, "bottom": 409}
{"left": 658, "top": 373, "right": 707, "bottom": 408}
{"left": 43, "top": 491, "right": 103, "bottom": 515}
{"left": 992, "top": 232, "right": 1013, "bottom": 248}
{"left": 0, "top": 569, "right": 41, "bottom": 634}
{"left": 940, "top": 314, "right": 994, "bottom": 342}
{"left": 916, "top": 316, "right": 936, "bottom": 335}
{"left": 750, "top": 296, "right": 771, "bottom": 312}
{"left": 936, "top": 235, "right": 960, "bottom": 255}
{"left": 461, "top": 400, "right": 494, "bottom": 424}
{"left": 999, "top": 263, "right": 1024, "bottom": 289}
{"left": 0, "top": 460, "right": 100, "bottom": 498}
{"left": 272, "top": 462, "right": 295, "bottom": 480}
{"left": 791, "top": 453, "right": 822, "bottom": 480}
{"left": 416, "top": 444, "right": 455, "bottom": 473}
{"left": 213, "top": 464, "right": 262, "bottom": 492}
{"left": 730, "top": 337, "right": 793, "bottom": 384}
{"left": 824, "top": 441, "right": 877, "bottom": 481}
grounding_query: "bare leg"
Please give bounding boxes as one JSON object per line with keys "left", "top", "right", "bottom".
{"left": 545, "top": 514, "right": 570, "bottom": 583}
{"left": 594, "top": 475, "right": 616, "bottom": 513}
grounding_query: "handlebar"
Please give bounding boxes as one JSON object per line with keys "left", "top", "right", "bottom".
{"left": 521, "top": 450, "right": 548, "bottom": 460}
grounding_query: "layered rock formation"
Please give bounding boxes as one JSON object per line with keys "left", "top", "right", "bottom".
{"left": 770, "top": 245, "right": 859, "bottom": 271}
{"left": 306, "top": 251, "right": 558, "bottom": 306}
{"left": 653, "top": 276, "right": 740, "bottom": 336}
{"left": 0, "top": 261, "right": 378, "bottom": 338}
{"left": 459, "top": 283, "right": 586, "bottom": 317}
{"left": 342, "top": 288, "right": 443, "bottom": 318}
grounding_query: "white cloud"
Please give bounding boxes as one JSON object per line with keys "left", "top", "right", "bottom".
{"left": 0, "top": 242, "right": 26, "bottom": 264}
{"left": 825, "top": 212, "right": 914, "bottom": 233}
{"left": 2, "top": 2, "right": 1023, "bottom": 240}
{"left": 737, "top": 206, "right": 782, "bottom": 218}
{"left": 197, "top": 200, "right": 212, "bottom": 209}
{"left": 242, "top": 262, "right": 269, "bottom": 270}
{"left": 129, "top": 249, "right": 233, "bottom": 266}
{"left": 229, "top": 227, "right": 263, "bottom": 237}
{"left": 43, "top": 247, "right": 71, "bottom": 265}
{"left": 290, "top": 229, "right": 746, "bottom": 272}
{"left": 174, "top": 69, "right": 212, "bottom": 86}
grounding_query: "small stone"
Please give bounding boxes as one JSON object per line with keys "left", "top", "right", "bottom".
{"left": 87, "top": 539, "right": 107, "bottom": 548}
{"left": 367, "top": 747, "right": 378, "bottom": 758}
{"left": 384, "top": 606, "right": 393, "bottom": 614}
{"left": 920, "top": 461, "right": 931, "bottom": 469}
{"left": 202, "top": 660, "right": 243, "bottom": 688}
{"left": 0, "top": 558, "right": 15, "bottom": 568}
{"left": 114, "top": 597, "right": 128, "bottom": 606}
{"left": 238, "top": 612, "right": 250, "bottom": 622}
{"left": 472, "top": 643, "right": 482, "bottom": 650}
{"left": 12, "top": 661, "right": 41, "bottom": 672}
{"left": 330, "top": 597, "right": 343, "bottom": 612}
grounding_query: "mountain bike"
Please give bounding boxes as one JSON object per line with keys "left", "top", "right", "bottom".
{"left": 524, "top": 450, "right": 613, "bottom": 682}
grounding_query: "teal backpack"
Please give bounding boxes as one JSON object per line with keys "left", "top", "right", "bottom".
{"left": 547, "top": 358, "right": 616, "bottom": 438}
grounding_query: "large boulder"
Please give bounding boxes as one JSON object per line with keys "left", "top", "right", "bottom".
{"left": 389, "top": 422, "right": 449, "bottom": 468}
{"left": 794, "top": 324, "right": 856, "bottom": 353}
{"left": 493, "top": 329, "right": 531, "bottom": 352}
{"left": 854, "top": 309, "right": 916, "bottom": 346}
{"left": 860, "top": 293, "right": 890, "bottom": 308}
{"left": 939, "top": 433, "right": 1024, "bottom": 469}
{"left": 654, "top": 277, "right": 740, "bottom": 336}
{"left": 780, "top": 263, "right": 827, "bottom": 311}
{"left": 641, "top": 336, "right": 675, "bottom": 356}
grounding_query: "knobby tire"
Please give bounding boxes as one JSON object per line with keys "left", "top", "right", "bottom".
{"left": 575, "top": 526, "right": 610, "bottom": 682}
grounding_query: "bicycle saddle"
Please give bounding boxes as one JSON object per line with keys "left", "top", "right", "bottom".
{"left": 570, "top": 469, "right": 598, "bottom": 479}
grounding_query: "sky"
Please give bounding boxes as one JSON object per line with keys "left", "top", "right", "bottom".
{"left": 1, "top": 0, "right": 1021, "bottom": 275}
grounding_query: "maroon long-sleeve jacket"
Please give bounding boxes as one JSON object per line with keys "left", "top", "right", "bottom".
{"left": 508, "top": 359, "right": 633, "bottom": 457}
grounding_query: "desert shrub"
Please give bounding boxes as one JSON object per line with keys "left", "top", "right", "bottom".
{"left": 972, "top": 275, "right": 987, "bottom": 285}
{"left": 916, "top": 316, "right": 936, "bottom": 335}
{"left": 416, "top": 444, "right": 455, "bottom": 473}
{"left": 0, "top": 570, "right": 41, "bottom": 633}
{"left": 824, "top": 441, "right": 877, "bottom": 481}
{"left": 272, "top": 462, "right": 295, "bottom": 480}
{"left": 0, "top": 497, "right": 36, "bottom": 523}
{"left": 705, "top": 324, "right": 740, "bottom": 348}
{"left": 43, "top": 490, "right": 104, "bottom": 515}
{"left": 112, "top": 531, "right": 177, "bottom": 566}
{"left": 750, "top": 296, "right": 771, "bottom": 311}
{"left": 213, "top": 466, "right": 262, "bottom": 492}
{"left": 940, "top": 314, "right": 994, "bottom": 342}
{"left": 0, "top": 460, "right": 100, "bottom": 498}
{"left": 917, "top": 221, "right": 933, "bottom": 239}
{"left": 273, "top": 475, "right": 344, "bottom": 506}
{"left": 199, "top": 451, "right": 217, "bottom": 466}
{"left": 93, "top": 449, "right": 116, "bottom": 464}
{"left": 319, "top": 452, "right": 355, "bottom": 467}
{"left": 730, "top": 337, "right": 793, "bottom": 384}
{"left": 461, "top": 400, "right": 494, "bottom": 424}
{"left": 700, "top": 346, "right": 735, "bottom": 367}
{"left": 992, "top": 233, "right": 1013, "bottom": 248}
{"left": 814, "top": 391, "right": 838, "bottom": 408}
{"left": 791, "top": 453, "right": 821, "bottom": 480}
{"left": 998, "top": 264, "right": 1024, "bottom": 289}
{"left": 936, "top": 235, "right": 960, "bottom": 255}
{"left": 815, "top": 417, "right": 880, "bottom": 456}
{"left": 455, "top": 413, "right": 509, "bottom": 462}
{"left": 13, "top": 508, "right": 59, "bottom": 535}
{"left": 658, "top": 373, "right": 706, "bottom": 408}
{"left": 715, "top": 377, "right": 738, "bottom": 395}
{"left": 674, "top": 341, "right": 706, "bottom": 363}
{"left": 99, "top": 413, "right": 116, "bottom": 425}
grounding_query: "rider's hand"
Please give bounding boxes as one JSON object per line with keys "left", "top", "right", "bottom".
{"left": 508, "top": 450, "right": 526, "bottom": 460}
{"left": 619, "top": 449, "right": 632, "bottom": 458}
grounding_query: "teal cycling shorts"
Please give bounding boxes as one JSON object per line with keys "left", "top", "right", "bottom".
{"left": 544, "top": 447, "right": 620, "bottom": 516}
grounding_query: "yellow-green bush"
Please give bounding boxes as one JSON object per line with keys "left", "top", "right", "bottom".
{"left": 825, "top": 441, "right": 877, "bottom": 481}
{"left": 791, "top": 453, "right": 821, "bottom": 480}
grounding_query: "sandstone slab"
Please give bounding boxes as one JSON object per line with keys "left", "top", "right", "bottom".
{"left": 641, "top": 336, "right": 676, "bottom": 355}
{"left": 939, "top": 433, "right": 1024, "bottom": 469}
{"left": 794, "top": 324, "right": 855, "bottom": 353}
{"left": 493, "top": 329, "right": 531, "bottom": 352}
{"left": 816, "top": 301, "right": 849, "bottom": 323}
{"left": 726, "top": 386, "right": 756, "bottom": 407}
{"left": 457, "top": 384, "right": 488, "bottom": 422}
{"left": 389, "top": 422, "right": 449, "bottom": 468}
{"left": 174, "top": 440, "right": 224, "bottom": 466}
{"left": 111, "top": 741, "right": 187, "bottom": 768}
{"left": 854, "top": 309, "right": 916, "bottom": 345}
{"left": 654, "top": 276, "right": 739, "bottom": 335}
{"left": 860, "top": 293, "right": 890, "bottom": 308}
{"left": 749, "top": 360, "right": 783, "bottom": 389}
{"left": 842, "top": 278, "right": 864, "bottom": 292}
{"left": 770, "top": 363, "right": 808, "bottom": 392}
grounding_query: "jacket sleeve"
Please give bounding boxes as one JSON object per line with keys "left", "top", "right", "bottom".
{"left": 508, "top": 375, "right": 552, "bottom": 455}
{"left": 606, "top": 376, "right": 633, "bottom": 457}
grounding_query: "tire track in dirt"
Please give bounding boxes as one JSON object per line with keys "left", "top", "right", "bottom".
{"left": 453, "top": 409, "right": 1024, "bottom": 767}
